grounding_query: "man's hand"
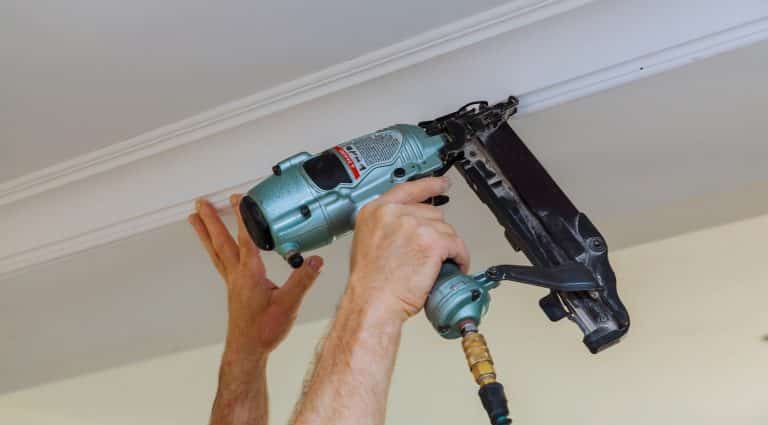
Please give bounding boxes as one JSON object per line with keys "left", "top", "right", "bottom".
{"left": 188, "top": 194, "right": 323, "bottom": 425}
{"left": 291, "top": 177, "right": 468, "bottom": 425}
{"left": 349, "top": 176, "right": 469, "bottom": 322}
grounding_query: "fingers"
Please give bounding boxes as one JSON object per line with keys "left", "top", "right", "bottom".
{"left": 196, "top": 198, "right": 240, "bottom": 271}
{"left": 441, "top": 234, "right": 471, "bottom": 273}
{"left": 428, "top": 231, "right": 471, "bottom": 273}
{"left": 273, "top": 256, "right": 324, "bottom": 311}
{"left": 414, "top": 219, "right": 470, "bottom": 273}
{"left": 397, "top": 205, "right": 467, "bottom": 271}
{"left": 188, "top": 213, "right": 227, "bottom": 278}
{"left": 423, "top": 220, "right": 456, "bottom": 237}
{"left": 379, "top": 176, "right": 450, "bottom": 204}
{"left": 365, "top": 188, "right": 469, "bottom": 273}
{"left": 433, "top": 227, "right": 470, "bottom": 273}
{"left": 397, "top": 204, "right": 445, "bottom": 221}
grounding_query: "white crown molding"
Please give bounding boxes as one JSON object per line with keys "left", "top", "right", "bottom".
{"left": 1, "top": 1, "right": 767, "bottom": 280}
{"left": 0, "top": 0, "right": 592, "bottom": 207}
{"left": 519, "top": 16, "right": 768, "bottom": 114}
{"left": 0, "top": 179, "right": 258, "bottom": 282}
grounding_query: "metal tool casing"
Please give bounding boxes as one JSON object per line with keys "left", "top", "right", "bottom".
{"left": 424, "top": 262, "right": 499, "bottom": 339}
{"left": 242, "top": 124, "right": 446, "bottom": 262}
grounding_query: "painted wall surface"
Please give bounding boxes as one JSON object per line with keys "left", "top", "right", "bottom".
{"left": 1, "top": 214, "right": 767, "bottom": 424}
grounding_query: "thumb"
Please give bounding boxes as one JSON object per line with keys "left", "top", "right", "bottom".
{"left": 273, "top": 256, "right": 324, "bottom": 310}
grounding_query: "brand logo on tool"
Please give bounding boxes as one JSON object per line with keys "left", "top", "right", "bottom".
{"left": 344, "top": 145, "right": 368, "bottom": 172}
{"left": 334, "top": 145, "right": 367, "bottom": 179}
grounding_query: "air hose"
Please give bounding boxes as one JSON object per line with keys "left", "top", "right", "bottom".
{"left": 460, "top": 321, "right": 512, "bottom": 425}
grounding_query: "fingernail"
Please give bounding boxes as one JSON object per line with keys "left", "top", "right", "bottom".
{"left": 307, "top": 257, "right": 324, "bottom": 272}
{"left": 442, "top": 175, "right": 452, "bottom": 190}
{"left": 195, "top": 199, "right": 204, "bottom": 211}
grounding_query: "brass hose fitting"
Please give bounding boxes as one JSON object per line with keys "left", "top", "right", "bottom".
{"left": 461, "top": 329, "right": 497, "bottom": 387}
{"left": 459, "top": 321, "right": 512, "bottom": 425}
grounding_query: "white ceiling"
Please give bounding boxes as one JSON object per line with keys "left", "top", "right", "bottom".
{"left": 2, "top": 39, "right": 768, "bottom": 394}
{"left": 0, "top": 0, "right": 511, "bottom": 182}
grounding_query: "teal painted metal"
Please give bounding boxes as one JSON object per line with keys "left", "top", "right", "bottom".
{"left": 245, "top": 124, "right": 446, "bottom": 260}
{"left": 425, "top": 262, "right": 500, "bottom": 339}
{"left": 244, "top": 124, "right": 499, "bottom": 340}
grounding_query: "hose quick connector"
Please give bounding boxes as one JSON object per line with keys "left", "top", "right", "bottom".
{"left": 461, "top": 330, "right": 496, "bottom": 386}
{"left": 460, "top": 322, "right": 511, "bottom": 425}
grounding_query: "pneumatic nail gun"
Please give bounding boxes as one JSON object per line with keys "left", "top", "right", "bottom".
{"left": 239, "top": 96, "right": 630, "bottom": 424}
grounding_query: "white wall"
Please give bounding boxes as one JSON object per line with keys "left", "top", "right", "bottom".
{"left": 2, "top": 214, "right": 767, "bottom": 424}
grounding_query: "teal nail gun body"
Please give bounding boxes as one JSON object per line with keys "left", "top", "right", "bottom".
{"left": 240, "top": 96, "right": 630, "bottom": 424}
{"left": 241, "top": 124, "right": 447, "bottom": 265}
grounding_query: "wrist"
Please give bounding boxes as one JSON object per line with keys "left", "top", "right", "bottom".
{"left": 214, "top": 345, "right": 268, "bottom": 414}
{"left": 221, "top": 339, "right": 268, "bottom": 376}
{"left": 345, "top": 275, "right": 408, "bottom": 329}
{"left": 224, "top": 318, "right": 275, "bottom": 357}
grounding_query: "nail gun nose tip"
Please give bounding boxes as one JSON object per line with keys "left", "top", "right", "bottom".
{"left": 240, "top": 195, "right": 275, "bottom": 251}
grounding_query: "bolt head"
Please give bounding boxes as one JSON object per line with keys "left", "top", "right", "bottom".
{"left": 471, "top": 289, "right": 482, "bottom": 302}
{"left": 287, "top": 253, "right": 304, "bottom": 268}
{"left": 300, "top": 205, "right": 311, "bottom": 218}
{"left": 588, "top": 237, "right": 606, "bottom": 253}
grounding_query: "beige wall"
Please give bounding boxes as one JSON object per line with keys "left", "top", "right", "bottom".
{"left": 2, "top": 214, "right": 768, "bottom": 424}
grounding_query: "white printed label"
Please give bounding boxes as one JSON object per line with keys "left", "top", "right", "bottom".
{"left": 334, "top": 130, "right": 402, "bottom": 180}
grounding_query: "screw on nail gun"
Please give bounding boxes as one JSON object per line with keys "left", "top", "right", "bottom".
{"left": 239, "top": 96, "right": 630, "bottom": 424}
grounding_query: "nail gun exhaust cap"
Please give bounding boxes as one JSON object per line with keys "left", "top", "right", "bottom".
{"left": 240, "top": 196, "right": 275, "bottom": 251}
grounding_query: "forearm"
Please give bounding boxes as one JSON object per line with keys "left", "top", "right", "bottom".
{"left": 210, "top": 347, "right": 269, "bottom": 425}
{"left": 292, "top": 282, "right": 403, "bottom": 425}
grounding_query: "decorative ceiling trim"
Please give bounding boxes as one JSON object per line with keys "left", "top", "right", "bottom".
{"left": 519, "top": 16, "right": 768, "bottom": 114}
{"left": 1, "top": 16, "right": 766, "bottom": 280}
{"left": 0, "top": 0, "right": 592, "bottom": 207}
{"left": 0, "top": 179, "right": 258, "bottom": 282}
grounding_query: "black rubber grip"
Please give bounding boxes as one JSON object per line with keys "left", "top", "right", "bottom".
{"left": 479, "top": 382, "right": 511, "bottom": 425}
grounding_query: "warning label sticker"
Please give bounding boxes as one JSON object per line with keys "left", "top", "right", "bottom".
{"left": 333, "top": 145, "right": 361, "bottom": 179}
{"left": 334, "top": 130, "right": 402, "bottom": 180}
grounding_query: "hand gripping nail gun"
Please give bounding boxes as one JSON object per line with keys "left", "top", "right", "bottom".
{"left": 240, "top": 96, "right": 630, "bottom": 424}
